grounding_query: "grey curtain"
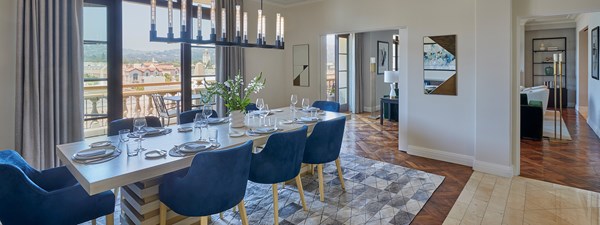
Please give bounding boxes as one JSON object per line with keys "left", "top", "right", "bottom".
{"left": 216, "top": 0, "right": 245, "bottom": 116}
{"left": 353, "top": 33, "right": 364, "bottom": 114}
{"left": 16, "top": 0, "right": 85, "bottom": 169}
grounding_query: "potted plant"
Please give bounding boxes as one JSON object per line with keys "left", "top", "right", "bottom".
{"left": 204, "top": 72, "right": 266, "bottom": 127}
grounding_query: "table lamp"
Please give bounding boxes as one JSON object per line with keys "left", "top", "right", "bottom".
{"left": 384, "top": 71, "right": 400, "bottom": 98}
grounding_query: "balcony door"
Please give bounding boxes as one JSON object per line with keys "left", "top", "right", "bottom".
{"left": 336, "top": 34, "right": 350, "bottom": 112}
{"left": 83, "top": 0, "right": 121, "bottom": 137}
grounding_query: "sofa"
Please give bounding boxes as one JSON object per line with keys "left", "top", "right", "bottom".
{"left": 520, "top": 85, "right": 550, "bottom": 112}
{"left": 520, "top": 93, "right": 544, "bottom": 140}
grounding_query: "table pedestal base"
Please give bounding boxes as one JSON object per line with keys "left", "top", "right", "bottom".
{"left": 121, "top": 177, "right": 202, "bottom": 225}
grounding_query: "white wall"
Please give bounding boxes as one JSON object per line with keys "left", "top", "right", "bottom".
{"left": 0, "top": 0, "right": 17, "bottom": 150}
{"left": 243, "top": 1, "right": 287, "bottom": 109}
{"left": 475, "top": 0, "right": 513, "bottom": 176}
{"left": 584, "top": 13, "right": 600, "bottom": 137}
{"left": 283, "top": 0, "right": 481, "bottom": 171}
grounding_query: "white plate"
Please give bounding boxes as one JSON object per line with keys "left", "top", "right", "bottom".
{"left": 73, "top": 147, "right": 115, "bottom": 160}
{"left": 144, "top": 127, "right": 162, "bottom": 135}
{"left": 89, "top": 141, "right": 112, "bottom": 148}
{"left": 251, "top": 127, "right": 278, "bottom": 134}
{"left": 207, "top": 118, "right": 228, "bottom": 124}
{"left": 145, "top": 149, "right": 167, "bottom": 159}
{"left": 281, "top": 120, "right": 294, "bottom": 124}
{"left": 299, "top": 117, "right": 319, "bottom": 122}
{"left": 179, "top": 141, "right": 213, "bottom": 153}
{"left": 229, "top": 130, "right": 244, "bottom": 137}
{"left": 178, "top": 127, "right": 193, "bottom": 132}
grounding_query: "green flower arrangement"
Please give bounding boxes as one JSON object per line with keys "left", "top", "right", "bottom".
{"left": 204, "top": 72, "right": 266, "bottom": 113}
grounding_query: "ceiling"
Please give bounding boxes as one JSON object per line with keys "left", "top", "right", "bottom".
{"left": 524, "top": 14, "right": 579, "bottom": 30}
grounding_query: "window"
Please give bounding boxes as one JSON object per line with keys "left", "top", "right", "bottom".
{"left": 83, "top": 2, "right": 109, "bottom": 137}
{"left": 82, "top": 0, "right": 216, "bottom": 137}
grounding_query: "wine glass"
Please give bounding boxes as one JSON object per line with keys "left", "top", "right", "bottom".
{"left": 302, "top": 98, "right": 310, "bottom": 110}
{"left": 256, "top": 98, "right": 265, "bottom": 111}
{"left": 256, "top": 98, "right": 265, "bottom": 125}
{"left": 291, "top": 94, "right": 298, "bottom": 107}
{"left": 202, "top": 105, "right": 213, "bottom": 120}
{"left": 133, "top": 117, "right": 147, "bottom": 151}
{"left": 194, "top": 113, "right": 204, "bottom": 140}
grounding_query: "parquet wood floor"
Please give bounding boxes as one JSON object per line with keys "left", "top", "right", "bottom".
{"left": 521, "top": 108, "right": 600, "bottom": 192}
{"left": 343, "top": 114, "right": 473, "bottom": 225}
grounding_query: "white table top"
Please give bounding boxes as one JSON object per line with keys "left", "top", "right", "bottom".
{"left": 57, "top": 107, "right": 349, "bottom": 195}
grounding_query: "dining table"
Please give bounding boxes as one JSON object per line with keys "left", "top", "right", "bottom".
{"left": 56, "top": 107, "right": 349, "bottom": 225}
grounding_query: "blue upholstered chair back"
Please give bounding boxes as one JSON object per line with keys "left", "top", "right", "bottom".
{"left": 312, "top": 101, "right": 340, "bottom": 112}
{"left": 0, "top": 150, "right": 115, "bottom": 225}
{"left": 108, "top": 116, "right": 163, "bottom": 136}
{"left": 179, "top": 109, "right": 218, "bottom": 124}
{"left": 303, "top": 117, "right": 346, "bottom": 164}
{"left": 245, "top": 103, "right": 259, "bottom": 112}
{"left": 159, "top": 141, "right": 253, "bottom": 217}
{"left": 249, "top": 126, "right": 308, "bottom": 184}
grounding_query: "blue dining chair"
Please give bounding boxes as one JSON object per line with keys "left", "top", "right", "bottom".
{"left": 179, "top": 109, "right": 219, "bottom": 124}
{"left": 249, "top": 126, "right": 309, "bottom": 225}
{"left": 158, "top": 141, "right": 254, "bottom": 225}
{"left": 108, "top": 116, "right": 163, "bottom": 136}
{"left": 303, "top": 116, "right": 346, "bottom": 201}
{"left": 312, "top": 100, "right": 341, "bottom": 112}
{"left": 245, "top": 103, "right": 259, "bottom": 112}
{"left": 0, "top": 150, "right": 115, "bottom": 225}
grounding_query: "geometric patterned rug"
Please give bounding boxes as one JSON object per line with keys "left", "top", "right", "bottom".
{"left": 82, "top": 153, "right": 444, "bottom": 225}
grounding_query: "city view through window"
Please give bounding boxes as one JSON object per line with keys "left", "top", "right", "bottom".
{"left": 83, "top": 1, "right": 216, "bottom": 137}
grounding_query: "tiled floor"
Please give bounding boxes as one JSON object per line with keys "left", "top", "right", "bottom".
{"left": 86, "top": 153, "right": 444, "bottom": 225}
{"left": 443, "top": 172, "right": 600, "bottom": 225}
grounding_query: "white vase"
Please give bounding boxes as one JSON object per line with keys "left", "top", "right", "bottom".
{"left": 230, "top": 111, "right": 245, "bottom": 128}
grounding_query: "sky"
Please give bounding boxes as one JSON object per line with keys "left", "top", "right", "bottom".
{"left": 84, "top": 2, "right": 212, "bottom": 52}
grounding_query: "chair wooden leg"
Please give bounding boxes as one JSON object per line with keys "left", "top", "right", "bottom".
{"left": 310, "top": 164, "right": 314, "bottom": 175}
{"left": 91, "top": 219, "right": 96, "bottom": 225}
{"left": 238, "top": 200, "right": 249, "bottom": 225}
{"left": 106, "top": 213, "right": 114, "bottom": 225}
{"left": 113, "top": 188, "right": 120, "bottom": 201}
{"left": 335, "top": 158, "right": 346, "bottom": 190}
{"left": 295, "top": 175, "right": 308, "bottom": 211}
{"left": 200, "top": 216, "right": 208, "bottom": 225}
{"left": 272, "top": 184, "right": 279, "bottom": 225}
{"left": 167, "top": 117, "right": 171, "bottom": 126}
{"left": 318, "top": 164, "right": 324, "bottom": 202}
{"left": 160, "top": 202, "right": 167, "bottom": 225}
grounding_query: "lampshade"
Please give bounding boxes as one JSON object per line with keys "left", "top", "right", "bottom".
{"left": 384, "top": 71, "right": 400, "bottom": 83}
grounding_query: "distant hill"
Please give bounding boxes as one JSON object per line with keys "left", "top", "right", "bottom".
{"left": 84, "top": 44, "right": 216, "bottom": 64}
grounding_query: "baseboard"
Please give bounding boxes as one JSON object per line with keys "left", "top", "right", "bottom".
{"left": 473, "top": 160, "right": 514, "bottom": 177}
{"left": 407, "top": 145, "right": 473, "bottom": 167}
{"left": 363, "top": 105, "right": 381, "bottom": 113}
{"left": 408, "top": 145, "right": 515, "bottom": 177}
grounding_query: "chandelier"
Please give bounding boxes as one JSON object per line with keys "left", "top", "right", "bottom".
{"left": 149, "top": 0, "right": 285, "bottom": 49}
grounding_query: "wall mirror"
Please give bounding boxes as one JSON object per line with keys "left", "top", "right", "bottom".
{"left": 293, "top": 44, "right": 310, "bottom": 87}
{"left": 423, "top": 35, "right": 457, "bottom": 95}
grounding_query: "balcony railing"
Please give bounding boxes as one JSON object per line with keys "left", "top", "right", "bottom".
{"left": 84, "top": 82, "right": 207, "bottom": 137}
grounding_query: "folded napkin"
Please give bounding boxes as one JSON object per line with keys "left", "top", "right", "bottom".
{"left": 77, "top": 149, "right": 107, "bottom": 158}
